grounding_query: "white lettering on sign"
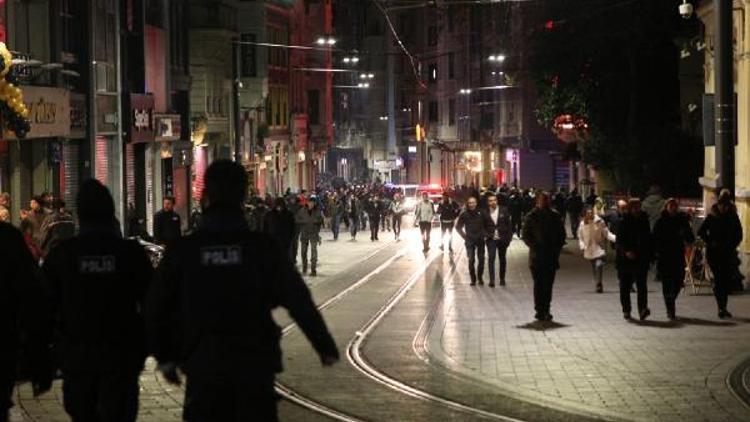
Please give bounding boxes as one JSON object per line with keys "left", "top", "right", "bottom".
{"left": 134, "top": 109, "right": 151, "bottom": 131}
{"left": 201, "top": 246, "right": 242, "bottom": 266}
{"left": 79, "top": 256, "right": 116, "bottom": 274}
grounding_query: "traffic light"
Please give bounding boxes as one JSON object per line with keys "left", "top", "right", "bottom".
{"left": 415, "top": 124, "right": 425, "bottom": 142}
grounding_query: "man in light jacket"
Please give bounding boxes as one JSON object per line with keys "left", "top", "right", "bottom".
{"left": 414, "top": 192, "right": 435, "bottom": 253}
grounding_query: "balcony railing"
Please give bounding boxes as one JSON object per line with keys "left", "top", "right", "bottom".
{"left": 190, "top": 2, "right": 237, "bottom": 31}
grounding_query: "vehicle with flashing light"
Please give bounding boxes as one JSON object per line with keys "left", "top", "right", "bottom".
{"left": 415, "top": 184, "right": 445, "bottom": 204}
{"left": 391, "top": 184, "right": 419, "bottom": 212}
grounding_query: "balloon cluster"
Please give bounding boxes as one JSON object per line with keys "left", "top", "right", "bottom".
{"left": 0, "top": 43, "right": 30, "bottom": 138}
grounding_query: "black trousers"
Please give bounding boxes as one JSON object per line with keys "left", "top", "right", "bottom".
{"left": 184, "top": 373, "right": 278, "bottom": 422}
{"left": 486, "top": 240, "right": 508, "bottom": 283}
{"left": 618, "top": 269, "right": 648, "bottom": 314}
{"left": 369, "top": 217, "right": 380, "bottom": 240}
{"left": 392, "top": 214, "right": 402, "bottom": 237}
{"left": 465, "top": 239, "right": 485, "bottom": 282}
{"left": 661, "top": 276, "right": 682, "bottom": 316}
{"left": 569, "top": 214, "right": 581, "bottom": 239}
{"left": 511, "top": 215, "right": 522, "bottom": 236}
{"left": 419, "top": 222, "right": 432, "bottom": 249}
{"left": 531, "top": 266, "right": 556, "bottom": 316}
{"left": 711, "top": 264, "right": 731, "bottom": 311}
{"left": 63, "top": 370, "right": 140, "bottom": 422}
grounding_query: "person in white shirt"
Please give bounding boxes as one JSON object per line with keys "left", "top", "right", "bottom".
{"left": 485, "top": 193, "right": 513, "bottom": 286}
{"left": 578, "top": 208, "right": 616, "bottom": 293}
{"left": 414, "top": 192, "right": 436, "bottom": 252}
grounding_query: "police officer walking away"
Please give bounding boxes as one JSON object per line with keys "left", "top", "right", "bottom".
{"left": 1, "top": 222, "right": 52, "bottom": 422}
{"left": 522, "top": 192, "right": 566, "bottom": 321}
{"left": 153, "top": 196, "right": 182, "bottom": 247}
{"left": 146, "top": 160, "right": 339, "bottom": 422}
{"left": 42, "top": 179, "right": 154, "bottom": 421}
{"left": 456, "top": 196, "right": 489, "bottom": 286}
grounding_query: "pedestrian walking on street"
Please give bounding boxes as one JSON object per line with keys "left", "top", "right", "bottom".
{"left": 642, "top": 185, "right": 667, "bottom": 231}
{"left": 264, "top": 197, "right": 296, "bottom": 261}
{"left": 146, "top": 160, "right": 339, "bottom": 422}
{"left": 329, "top": 193, "right": 344, "bottom": 240}
{"left": 615, "top": 198, "right": 653, "bottom": 321}
{"left": 566, "top": 189, "right": 584, "bottom": 239}
{"left": 437, "top": 193, "right": 460, "bottom": 253}
{"left": 0, "top": 222, "right": 52, "bottom": 422}
{"left": 509, "top": 189, "right": 524, "bottom": 238}
{"left": 486, "top": 193, "right": 513, "bottom": 287}
{"left": 153, "top": 196, "right": 182, "bottom": 248}
{"left": 415, "top": 192, "right": 436, "bottom": 253}
{"left": 366, "top": 195, "right": 384, "bottom": 241}
{"left": 390, "top": 193, "right": 405, "bottom": 240}
{"left": 456, "top": 196, "right": 489, "bottom": 286}
{"left": 522, "top": 192, "right": 566, "bottom": 321}
{"left": 698, "top": 192, "right": 743, "bottom": 319}
{"left": 42, "top": 179, "right": 154, "bottom": 422}
{"left": 577, "top": 208, "right": 616, "bottom": 293}
{"left": 296, "top": 197, "right": 324, "bottom": 276}
{"left": 653, "top": 198, "right": 695, "bottom": 320}
{"left": 347, "top": 195, "right": 360, "bottom": 241}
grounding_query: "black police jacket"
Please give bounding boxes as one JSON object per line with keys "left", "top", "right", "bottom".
{"left": 146, "top": 208, "right": 338, "bottom": 376}
{"left": 42, "top": 223, "right": 153, "bottom": 372}
{"left": 0, "top": 223, "right": 50, "bottom": 380}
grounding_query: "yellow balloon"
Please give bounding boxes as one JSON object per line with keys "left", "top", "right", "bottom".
{"left": 20, "top": 109, "right": 28, "bottom": 118}
{"left": 12, "top": 87, "right": 21, "bottom": 97}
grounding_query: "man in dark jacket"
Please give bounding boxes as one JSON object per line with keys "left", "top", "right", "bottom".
{"left": 437, "top": 193, "right": 461, "bottom": 253}
{"left": 366, "top": 195, "right": 384, "bottom": 241}
{"left": 42, "top": 179, "right": 153, "bottom": 421}
{"left": 41, "top": 200, "right": 76, "bottom": 257}
{"left": 0, "top": 223, "right": 52, "bottom": 422}
{"left": 296, "top": 198, "right": 324, "bottom": 275}
{"left": 153, "top": 196, "right": 181, "bottom": 247}
{"left": 509, "top": 189, "right": 524, "bottom": 237}
{"left": 486, "top": 193, "right": 513, "bottom": 287}
{"left": 264, "top": 197, "right": 296, "bottom": 260}
{"left": 566, "top": 189, "right": 584, "bottom": 239}
{"left": 522, "top": 192, "right": 566, "bottom": 321}
{"left": 146, "top": 160, "right": 338, "bottom": 422}
{"left": 653, "top": 198, "right": 694, "bottom": 320}
{"left": 615, "top": 198, "right": 652, "bottom": 321}
{"left": 456, "top": 197, "right": 488, "bottom": 286}
{"left": 698, "top": 192, "right": 743, "bottom": 319}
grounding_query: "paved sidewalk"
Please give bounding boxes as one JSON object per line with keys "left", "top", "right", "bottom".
{"left": 10, "top": 229, "right": 392, "bottom": 422}
{"left": 424, "top": 238, "right": 750, "bottom": 422}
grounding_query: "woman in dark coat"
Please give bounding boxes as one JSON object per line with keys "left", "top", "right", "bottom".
{"left": 698, "top": 193, "right": 743, "bottom": 319}
{"left": 652, "top": 198, "right": 695, "bottom": 320}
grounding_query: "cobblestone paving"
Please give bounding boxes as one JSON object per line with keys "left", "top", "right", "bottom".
{"left": 425, "top": 238, "right": 750, "bottom": 422}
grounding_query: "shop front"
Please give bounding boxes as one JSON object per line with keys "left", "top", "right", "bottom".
{"left": 0, "top": 86, "right": 70, "bottom": 223}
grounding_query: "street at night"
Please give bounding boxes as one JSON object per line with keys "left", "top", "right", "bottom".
{"left": 2, "top": 0, "right": 750, "bottom": 422}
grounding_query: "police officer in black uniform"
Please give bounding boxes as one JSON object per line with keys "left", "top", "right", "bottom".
{"left": 153, "top": 196, "right": 182, "bottom": 247}
{"left": 0, "top": 223, "right": 52, "bottom": 422}
{"left": 42, "top": 179, "right": 153, "bottom": 422}
{"left": 146, "top": 160, "right": 339, "bottom": 422}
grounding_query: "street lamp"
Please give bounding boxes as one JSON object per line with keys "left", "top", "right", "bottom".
{"left": 488, "top": 54, "right": 506, "bottom": 63}
{"left": 459, "top": 88, "right": 472, "bottom": 95}
{"left": 357, "top": 82, "right": 370, "bottom": 88}
{"left": 360, "top": 73, "right": 375, "bottom": 80}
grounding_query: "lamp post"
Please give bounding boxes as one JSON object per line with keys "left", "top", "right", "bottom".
{"left": 714, "top": 0, "right": 734, "bottom": 194}
{"left": 232, "top": 39, "right": 242, "bottom": 163}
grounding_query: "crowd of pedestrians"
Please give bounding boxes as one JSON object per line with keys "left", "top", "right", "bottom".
{"left": 0, "top": 174, "right": 747, "bottom": 421}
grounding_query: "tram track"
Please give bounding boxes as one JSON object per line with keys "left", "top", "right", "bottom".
{"left": 277, "top": 239, "right": 536, "bottom": 422}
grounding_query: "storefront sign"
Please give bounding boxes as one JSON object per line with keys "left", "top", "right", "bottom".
{"left": 6, "top": 86, "right": 70, "bottom": 139}
{"left": 154, "top": 114, "right": 182, "bottom": 141}
{"left": 130, "top": 94, "right": 154, "bottom": 143}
